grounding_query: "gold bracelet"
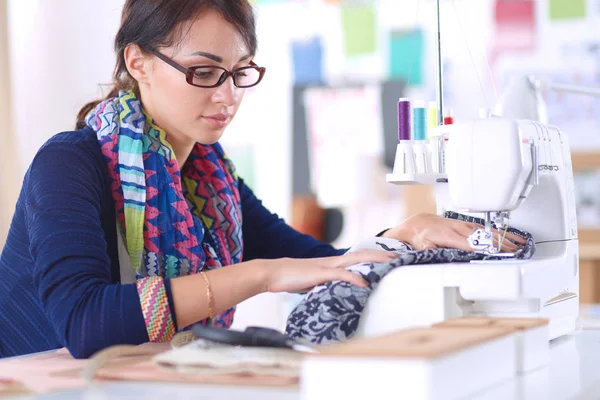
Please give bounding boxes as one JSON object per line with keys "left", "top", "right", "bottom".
{"left": 200, "top": 271, "right": 215, "bottom": 321}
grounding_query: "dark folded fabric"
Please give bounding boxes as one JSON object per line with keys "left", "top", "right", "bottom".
{"left": 285, "top": 212, "right": 535, "bottom": 344}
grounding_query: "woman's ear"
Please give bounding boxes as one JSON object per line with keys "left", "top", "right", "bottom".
{"left": 124, "top": 44, "right": 152, "bottom": 85}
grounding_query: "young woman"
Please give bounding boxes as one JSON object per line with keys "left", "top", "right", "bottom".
{"left": 0, "top": 0, "right": 523, "bottom": 359}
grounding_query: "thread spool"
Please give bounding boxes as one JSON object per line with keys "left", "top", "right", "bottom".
{"left": 397, "top": 98, "right": 411, "bottom": 141}
{"left": 443, "top": 108, "right": 454, "bottom": 125}
{"left": 412, "top": 101, "right": 427, "bottom": 140}
{"left": 427, "top": 101, "right": 438, "bottom": 137}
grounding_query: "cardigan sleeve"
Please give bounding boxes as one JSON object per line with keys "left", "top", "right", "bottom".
{"left": 24, "top": 141, "right": 168, "bottom": 358}
{"left": 239, "top": 178, "right": 347, "bottom": 261}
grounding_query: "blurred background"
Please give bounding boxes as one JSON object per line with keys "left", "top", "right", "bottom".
{"left": 0, "top": 0, "right": 599, "bottom": 330}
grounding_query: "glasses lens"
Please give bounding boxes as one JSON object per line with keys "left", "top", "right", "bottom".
{"left": 191, "top": 67, "right": 226, "bottom": 87}
{"left": 234, "top": 67, "right": 261, "bottom": 88}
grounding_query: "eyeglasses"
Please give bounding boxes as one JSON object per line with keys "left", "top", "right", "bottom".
{"left": 152, "top": 50, "right": 266, "bottom": 89}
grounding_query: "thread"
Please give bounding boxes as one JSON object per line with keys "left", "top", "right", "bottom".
{"left": 397, "top": 98, "right": 412, "bottom": 141}
{"left": 412, "top": 100, "right": 427, "bottom": 140}
{"left": 443, "top": 108, "right": 454, "bottom": 125}
{"left": 427, "top": 101, "right": 438, "bottom": 138}
{"left": 452, "top": 0, "right": 490, "bottom": 111}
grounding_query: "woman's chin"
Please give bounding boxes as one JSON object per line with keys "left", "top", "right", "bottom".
{"left": 192, "top": 129, "right": 226, "bottom": 145}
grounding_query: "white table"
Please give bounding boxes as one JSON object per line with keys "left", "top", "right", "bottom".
{"left": 7, "top": 309, "right": 600, "bottom": 400}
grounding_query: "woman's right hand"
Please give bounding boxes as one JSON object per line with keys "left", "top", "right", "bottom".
{"left": 258, "top": 250, "right": 399, "bottom": 294}
{"left": 382, "top": 213, "right": 527, "bottom": 252}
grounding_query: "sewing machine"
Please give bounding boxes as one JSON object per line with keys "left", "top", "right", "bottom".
{"left": 356, "top": 117, "right": 579, "bottom": 341}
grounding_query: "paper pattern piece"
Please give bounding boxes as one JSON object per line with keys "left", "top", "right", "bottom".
{"left": 341, "top": 4, "right": 377, "bottom": 56}
{"left": 0, "top": 349, "right": 86, "bottom": 394}
{"left": 291, "top": 37, "right": 324, "bottom": 85}
{"left": 389, "top": 29, "right": 424, "bottom": 85}
{"left": 0, "top": 343, "right": 296, "bottom": 396}
{"left": 549, "top": 0, "right": 586, "bottom": 20}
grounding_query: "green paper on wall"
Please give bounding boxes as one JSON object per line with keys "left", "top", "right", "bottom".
{"left": 389, "top": 29, "right": 424, "bottom": 86}
{"left": 341, "top": 4, "right": 377, "bottom": 56}
{"left": 549, "top": 0, "right": 586, "bottom": 20}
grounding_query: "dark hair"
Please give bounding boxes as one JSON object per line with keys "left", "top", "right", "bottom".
{"left": 75, "top": 0, "right": 257, "bottom": 129}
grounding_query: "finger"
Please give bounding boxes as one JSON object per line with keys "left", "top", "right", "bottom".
{"left": 456, "top": 223, "right": 478, "bottom": 238}
{"left": 336, "top": 250, "right": 398, "bottom": 268}
{"left": 494, "top": 235, "right": 519, "bottom": 253}
{"left": 499, "top": 231, "right": 527, "bottom": 246}
{"left": 496, "top": 239, "right": 518, "bottom": 253}
{"left": 422, "top": 241, "right": 438, "bottom": 250}
{"left": 431, "top": 229, "right": 475, "bottom": 252}
{"left": 326, "top": 269, "right": 369, "bottom": 288}
{"left": 487, "top": 226, "right": 525, "bottom": 245}
{"left": 460, "top": 222, "right": 480, "bottom": 231}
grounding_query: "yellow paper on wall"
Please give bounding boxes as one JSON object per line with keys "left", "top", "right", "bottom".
{"left": 341, "top": 4, "right": 377, "bottom": 56}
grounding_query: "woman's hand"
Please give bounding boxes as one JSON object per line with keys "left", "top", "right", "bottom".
{"left": 382, "top": 213, "right": 527, "bottom": 252}
{"left": 259, "top": 250, "right": 398, "bottom": 294}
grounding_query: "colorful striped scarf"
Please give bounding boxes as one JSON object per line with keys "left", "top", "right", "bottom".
{"left": 86, "top": 90, "right": 243, "bottom": 329}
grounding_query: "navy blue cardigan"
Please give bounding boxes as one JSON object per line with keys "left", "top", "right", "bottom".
{"left": 0, "top": 128, "right": 343, "bottom": 359}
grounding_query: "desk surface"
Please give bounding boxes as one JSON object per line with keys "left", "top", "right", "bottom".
{"left": 8, "top": 308, "right": 600, "bottom": 400}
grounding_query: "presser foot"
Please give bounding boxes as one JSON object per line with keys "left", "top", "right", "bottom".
{"left": 467, "top": 227, "right": 497, "bottom": 253}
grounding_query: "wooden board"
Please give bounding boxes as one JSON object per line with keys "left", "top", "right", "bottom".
{"left": 571, "top": 153, "right": 600, "bottom": 173}
{"left": 580, "top": 260, "right": 600, "bottom": 304}
{"left": 315, "top": 326, "right": 513, "bottom": 360}
{"left": 433, "top": 317, "right": 548, "bottom": 330}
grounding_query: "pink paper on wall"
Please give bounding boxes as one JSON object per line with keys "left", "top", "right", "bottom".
{"left": 491, "top": 0, "right": 536, "bottom": 64}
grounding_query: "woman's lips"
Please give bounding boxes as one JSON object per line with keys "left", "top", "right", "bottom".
{"left": 203, "top": 113, "right": 230, "bottom": 128}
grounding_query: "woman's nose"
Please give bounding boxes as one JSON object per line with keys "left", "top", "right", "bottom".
{"left": 212, "top": 75, "right": 238, "bottom": 106}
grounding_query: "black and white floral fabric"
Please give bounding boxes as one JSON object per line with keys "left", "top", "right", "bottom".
{"left": 285, "top": 212, "right": 535, "bottom": 344}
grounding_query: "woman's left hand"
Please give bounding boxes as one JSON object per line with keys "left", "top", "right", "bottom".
{"left": 381, "top": 213, "right": 527, "bottom": 252}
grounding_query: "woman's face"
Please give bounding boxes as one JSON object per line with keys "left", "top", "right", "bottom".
{"left": 136, "top": 9, "right": 251, "bottom": 147}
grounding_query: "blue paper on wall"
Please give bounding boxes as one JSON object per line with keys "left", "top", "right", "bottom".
{"left": 389, "top": 29, "right": 424, "bottom": 85}
{"left": 291, "top": 37, "right": 324, "bottom": 85}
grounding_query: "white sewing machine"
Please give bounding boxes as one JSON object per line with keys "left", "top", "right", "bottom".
{"left": 356, "top": 117, "right": 579, "bottom": 341}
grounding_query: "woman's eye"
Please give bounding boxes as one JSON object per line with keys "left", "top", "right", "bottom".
{"left": 194, "top": 71, "right": 215, "bottom": 79}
